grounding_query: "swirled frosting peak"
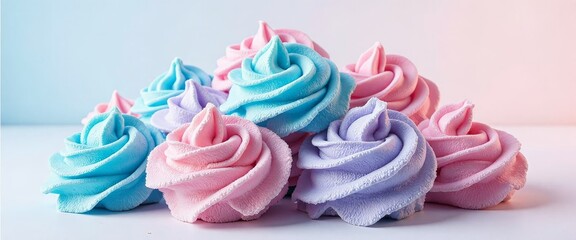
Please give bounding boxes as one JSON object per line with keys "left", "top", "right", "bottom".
{"left": 343, "top": 42, "right": 440, "bottom": 125}
{"left": 131, "top": 58, "right": 213, "bottom": 122}
{"left": 293, "top": 98, "right": 437, "bottom": 226}
{"left": 44, "top": 108, "right": 165, "bottom": 213}
{"left": 419, "top": 101, "right": 528, "bottom": 209}
{"left": 81, "top": 90, "right": 139, "bottom": 125}
{"left": 146, "top": 104, "right": 292, "bottom": 223}
{"left": 150, "top": 80, "right": 227, "bottom": 133}
{"left": 212, "top": 21, "right": 330, "bottom": 92}
{"left": 220, "top": 36, "right": 356, "bottom": 137}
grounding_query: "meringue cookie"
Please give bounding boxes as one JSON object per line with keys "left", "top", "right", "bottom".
{"left": 131, "top": 58, "right": 212, "bottom": 122}
{"left": 220, "top": 36, "right": 356, "bottom": 137}
{"left": 343, "top": 42, "right": 440, "bottom": 125}
{"left": 81, "top": 90, "right": 139, "bottom": 125}
{"left": 150, "top": 80, "right": 227, "bottom": 133}
{"left": 293, "top": 98, "right": 437, "bottom": 226}
{"left": 212, "top": 21, "right": 330, "bottom": 92}
{"left": 45, "top": 108, "right": 165, "bottom": 213}
{"left": 419, "top": 101, "right": 528, "bottom": 209}
{"left": 146, "top": 104, "right": 292, "bottom": 223}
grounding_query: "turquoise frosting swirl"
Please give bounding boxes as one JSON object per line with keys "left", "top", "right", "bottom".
{"left": 44, "top": 108, "right": 165, "bottom": 213}
{"left": 131, "top": 58, "right": 212, "bottom": 122}
{"left": 220, "top": 36, "right": 355, "bottom": 137}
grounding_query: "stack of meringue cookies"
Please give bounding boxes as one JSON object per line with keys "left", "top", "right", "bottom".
{"left": 45, "top": 21, "right": 528, "bottom": 227}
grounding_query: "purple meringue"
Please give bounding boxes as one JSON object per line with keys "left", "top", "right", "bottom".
{"left": 150, "top": 80, "right": 227, "bottom": 133}
{"left": 292, "top": 98, "right": 437, "bottom": 226}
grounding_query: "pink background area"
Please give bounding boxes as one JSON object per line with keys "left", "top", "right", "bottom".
{"left": 318, "top": 1, "right": 576, "bottom": 125}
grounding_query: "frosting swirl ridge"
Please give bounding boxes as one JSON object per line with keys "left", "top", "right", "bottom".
{"left": 150, "top": 80, "right": 227, "bottom": 133}
{"left": 343, "top": 43, "right": 440, "bottom": 124}
{"left": 212, "top": 21, "right": 330, "bottom": 92}
{"left": 45, "top": 108, "right": 165, "bottom": 213}
{"left": 146, "top": 104, "right": 292, "bottom": 223}
{"left": 293, "top": 98, "right": 437, "bottom": 226}
{"left": 219, "top": 36, "right": 355, "bottom": 137}
{"left": 81, "top": 90, "right": 139, "bottom": 125}
{"left": 419, "top": 101, "right": 528, "bottom": 209}
{"left": 132, "top": 58, "right": 212, "bottom": 122}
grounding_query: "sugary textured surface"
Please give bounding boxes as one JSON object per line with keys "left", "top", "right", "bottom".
{"left": 146, "top": 104, "right": 292, "bottom": 223}
{"left": 282, "top": 132, "right": 311, "bottom": 187}
{"left": 81, "top": 90, "right": 139, "bottom": 125}
{"left": 44, "top": 108, "right": 165, "bottom": 213}
{"left": 212, "top": 21, "right": 330, "bottom": 92}
{"left": 150, "top": 81, "right": 227, "bottom": 133}
{"left": 220, "top": 36, "right": 355, "bottom": 137}
{"left": 292, "top": 98, "right": 437, "bottom": 226}
{"left": 132, "top": 58, "right": 212, "bottom": 123}
{"left": 419, "top": 101, "right": 528, "bottom": 209}
{"left": 343, "top": 42, "right": 440, "bottom": 125}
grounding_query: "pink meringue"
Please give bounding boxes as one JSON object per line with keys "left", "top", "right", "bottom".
{"left": 81, "top": 90, "right": 139, "bottom": 125}
{"left": 212, "top": 21, "right": 330, "bottom": 92}
{"left": 419, "top": 101, "right": 528, "bottom": 209}
{"left": 146, "top": 104, "right": 292, "bottom": 223}
{"left": 343, "top": 42, "right": 440, "bottom": 125}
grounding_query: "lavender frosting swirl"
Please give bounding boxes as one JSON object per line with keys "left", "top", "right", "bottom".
{"left": 292, "top": 98, "right": 437, "bottom": 226}
{"left": 150, "top": 80, "right": 227, "bottom": 133}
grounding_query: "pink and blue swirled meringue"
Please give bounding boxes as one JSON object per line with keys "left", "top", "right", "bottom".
{"left": 343, "top": 43, "right": 440, "bottom": 125}
{"left": 131, "top": 58, "right": 213, "bottom": 123}
{"left": 419, "top": 101, "right": 528, "bottom": 209}
{"left": 44, "top": 108, "right": 165, "bottom": 213}
{"left": 146, "top": 104, "right": 292, "bottom": 223}
{"left": 81, "top": 90, "right": 139, "bottom": 125}
{"left": 292, "top": 98, "right": 437, "bottom": 226}
{"left": 212, "top": 21, "right": 330, "bottom": 92}
{"left": 150, "top": 80, "right": 227, "bottom": 133}
{"left": 219, "top": 36, "right": 355, "bottom": 138}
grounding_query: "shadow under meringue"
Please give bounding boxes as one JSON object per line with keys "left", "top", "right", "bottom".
{"left": 195, "top": 199, "right": 310, "bottom": 228}
{"left": 370, "top": 204, "right": 466, "bottom": 228}
{"left": 485, "top": 184, "right": 553, "bottom": 210}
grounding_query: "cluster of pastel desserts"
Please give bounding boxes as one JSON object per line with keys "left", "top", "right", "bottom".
{"left": 45, "top": 21, "right": 528, "bottom": 226}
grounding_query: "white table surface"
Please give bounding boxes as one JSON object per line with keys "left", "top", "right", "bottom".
{"left": 2, "top": 125, "right": 576, "bottom": 240}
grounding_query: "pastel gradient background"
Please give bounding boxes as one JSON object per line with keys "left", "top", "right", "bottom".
{"left": 2, "top": 0, "right": 575, "bottom": 125}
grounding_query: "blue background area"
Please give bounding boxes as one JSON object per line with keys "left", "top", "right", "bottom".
{"left": 3, "top": 0, "right": 575, "bottom": 125}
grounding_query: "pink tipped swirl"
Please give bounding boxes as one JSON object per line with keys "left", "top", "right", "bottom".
{"left": 419, "top": 101, "right": 528, "bottom": 209}
{"left": 81, "top": 90, "right": 139, "bottom": 125}
{"left": 146, "top": 104, "right": 292, "bottom": 223}
{"left": 343, "top": 42, "right": 440, "bottom": 125}
{"left": 212, "top": 21, "right": 330, "bottom": 92}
